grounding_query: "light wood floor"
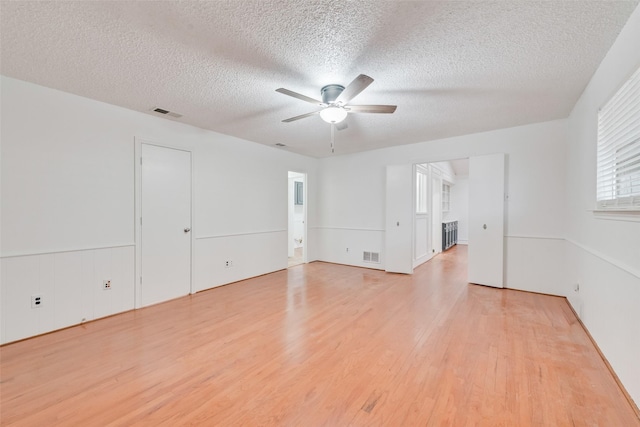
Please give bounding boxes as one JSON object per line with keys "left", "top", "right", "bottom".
{"left": 1, "top": 246, "right": 638, "bottom": 426}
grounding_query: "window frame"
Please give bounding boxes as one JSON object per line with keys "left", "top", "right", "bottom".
{"left": 596, "top": 65, "right": 640, "bottom": 212}
{"left": 442, "top": 182, "right": 451, "bottom": 213}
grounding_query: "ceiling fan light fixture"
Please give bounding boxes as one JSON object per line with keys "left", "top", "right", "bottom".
{"left": 320, "top": 106, "right": 348, "bottom": 124}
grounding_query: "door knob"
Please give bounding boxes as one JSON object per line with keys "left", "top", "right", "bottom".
{"left": 483, "top": 224, "right": 487, "bottom": 230}
{"left": 184, "top": 228, "right": 191, "bottom": 233}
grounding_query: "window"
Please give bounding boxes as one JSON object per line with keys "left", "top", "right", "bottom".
{"left": 596, "top": 66, "right": 640, "bottom": 210}
{"left": 442, "top": 183, "right": 451, "bottom": 212}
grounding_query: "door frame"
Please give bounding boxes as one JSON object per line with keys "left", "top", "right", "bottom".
{"left": 134, "top": 137, "right": 196, "bottom": 309}
{"left": 287, "top": 170, "right": 308, "bottom": 265}
{"left": 405, "top": 154, "right": 505, "bottom": 282}
{"left": 413, "top": 163, "right": 432, "bottom": 268}
{"left": 431, "top": 168, "right": 443, "bottom": 257}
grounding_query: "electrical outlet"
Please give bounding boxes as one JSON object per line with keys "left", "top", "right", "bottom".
{"left": 103, "top": 280, "right": 111, "bottom": 290}
{"left": 225, "top": 260, "right": 233, "bottom": 268}
{"left": 574, "top": 282, "right": 580, "bottom": 293}
{"left": 31, "top": 294, "right": 43, "bottom": 308}
{"left": 346, "top": 247, "right": 349, "bottom": 252}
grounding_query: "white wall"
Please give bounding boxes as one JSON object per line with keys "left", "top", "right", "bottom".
{"left": 447, "top": 176, "right": 469, "bottom": 244}
{"left": 564, "top": 4, "right": 640, "bottom": 405}
{"left": 432, "top": 161, "right": 456, "bottom": 185}
{"left": 1, "top": 246, "right": 134, "bottom": 343}
{"left": 315, "top": 154, "right": 386, "bottom": 269}
{"left": 316, "top": 119, "right": 567, "bottom": 291}
{"left": 1, "top": 76, "right": 318, "bottom": 343}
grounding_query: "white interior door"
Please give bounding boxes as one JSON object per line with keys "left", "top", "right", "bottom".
{"left": 431, "top": 173, "right": 442, "bottom": 254}
{"left": 468, "top": 153, "right": 505, "bottom": 288}
{"left": 141, "top": 144, "right": 192, "bottom": 306}
{"left": 385, "top": 164, "right": 414, "bottom": 274}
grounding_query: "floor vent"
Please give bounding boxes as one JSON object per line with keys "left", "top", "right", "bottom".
{"left": 363, "top": 251, "right": 380, "bottom": 263}
{"left": 151, "top": 107, "right": 183, "bottom": 118}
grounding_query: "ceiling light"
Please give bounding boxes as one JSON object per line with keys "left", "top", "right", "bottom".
{"left": 320, "top": 106, "right": 348, "bottom": 124}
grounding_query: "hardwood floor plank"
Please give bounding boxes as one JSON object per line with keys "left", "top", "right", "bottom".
{"left": 1, "top": 245, "right": 637, "bottom": 425}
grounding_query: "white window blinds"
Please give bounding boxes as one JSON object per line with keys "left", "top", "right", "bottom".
{"left": 597, "top": 66, "right": 640, "bottom": 209}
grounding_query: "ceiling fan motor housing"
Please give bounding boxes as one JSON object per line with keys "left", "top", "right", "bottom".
{"left": 321, "top": 84, "right": 345, "bottom": 104}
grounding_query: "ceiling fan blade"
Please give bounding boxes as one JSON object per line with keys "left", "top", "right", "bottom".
{"left": 276, "top": 88, "right": 325, "bottom": 106}
{"left": 347, "top": 105, "right": 397, "bottom": 114}
{"left": 282, "top": 110, "right": 321, "bottom": 123}
{"left": 336, "top": 74, "right": 374, "bottom": 104}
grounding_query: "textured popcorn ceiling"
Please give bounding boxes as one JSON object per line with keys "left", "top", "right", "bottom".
{"left": 1, "top": 1, "right": 638, "bottom": 157}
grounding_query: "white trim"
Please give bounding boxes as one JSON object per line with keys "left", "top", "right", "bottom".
{"left": 566, "top": 238, "right": 640, "bottom": 280}
{"left": 590, "top": 209, "right": 640, "bottom": 222}
{"left": 287, "top": 169, "right": 309, "bottom": 265}
{"left": 135, "top": 139, "right": 142, "bottom": 309}
{"left": 505, "top": 235, "right": 565, "bottom": 241}
{"left": 135, "top": 137, "right": 196, "bottom": 309}
{"left": 0, "top": 244, "right": 135, "bottom": 259}
{"left": 196, "top": 230, "right": 287, "bottom": 240}
{"left": 413, "top": 252, "right": 433, "bottom": 269}
{"left": 314, "top": 226, "right": 385, "bottom": 232}
{"left": 287, "top": 169, "right": 310, "bottom": 264}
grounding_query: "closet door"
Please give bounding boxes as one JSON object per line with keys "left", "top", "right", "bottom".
{"left": 468, "top": 154, "right": 505, "bottom": 288}
{"left": 385, "top": 164, "right": 413, "bottom": 274}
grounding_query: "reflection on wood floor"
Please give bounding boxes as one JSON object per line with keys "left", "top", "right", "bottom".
{"left": 288, "top": 246, "right": 303, "bottom": 267}
{"left": 1, "top": 245, "right": 638, "bottom": 425}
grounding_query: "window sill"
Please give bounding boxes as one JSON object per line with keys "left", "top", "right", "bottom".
{"left": 590, "top": 209, "right": 640, "bottom": 222}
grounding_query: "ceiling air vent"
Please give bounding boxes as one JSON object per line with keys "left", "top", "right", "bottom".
{"left": 151, "top": 107, "right": 183, "bottom": 118}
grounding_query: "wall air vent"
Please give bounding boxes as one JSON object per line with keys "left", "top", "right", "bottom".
{"left": 151, "top": 107, "right": 183, "bottom": 118}
{"left": 363, "top": 251, "right": 380, "bottom": 263}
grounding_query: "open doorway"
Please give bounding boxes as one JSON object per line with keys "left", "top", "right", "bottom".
{"left": 413, "top": 159, "right": 469, "bottom": 269}
{"left": 288, "top": 171, "right": 306, "bottom": 267}
{"left": 411, "top": 155, "right": 505, "bottom": 287}
{"left": 388, "top": 155, "right": 504, "bottom": 286}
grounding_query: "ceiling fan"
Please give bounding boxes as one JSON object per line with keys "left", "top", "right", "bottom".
{"left": 276, "top": 74, "right": 397, "bottom": 128}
